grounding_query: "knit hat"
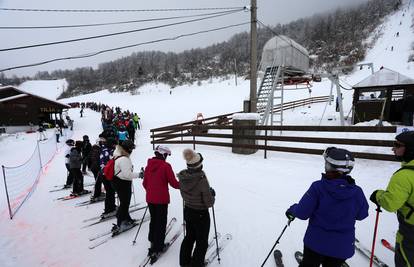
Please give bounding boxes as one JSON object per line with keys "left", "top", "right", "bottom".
{"left": 323, "top": 147, "right": 355, "bottom": 174}
{"left": 396, "top": 131, "right": 414, "bottom": 161}
{"left": 183, "top": 148, "right": 203, "bottom": 169}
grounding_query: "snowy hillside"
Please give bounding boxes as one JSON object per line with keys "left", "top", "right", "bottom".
{"left": 1, "top": 2, "right": 414, "bottom": 267}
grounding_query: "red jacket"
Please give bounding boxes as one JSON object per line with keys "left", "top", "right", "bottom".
{"left": 143, "top": 157, "right": 180, "bottom": 204}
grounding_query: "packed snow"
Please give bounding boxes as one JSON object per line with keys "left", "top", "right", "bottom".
{"left": 1, "top": 2, "right": 414, "bottom": 267}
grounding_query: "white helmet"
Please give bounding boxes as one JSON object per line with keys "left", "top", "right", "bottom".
{"left": 323, "top": 147, "right": 355, "bottom": 174}
{"left": 155, "top": 145, "right": 171, "bottom": 156}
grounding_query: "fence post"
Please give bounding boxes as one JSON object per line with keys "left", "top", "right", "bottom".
{"left": 151, "top": 130, "right": 155, "bottom": 150}
{"left": 264, "top": 129, "right": 268, "bottom": 159}
{"left": 37, "top": 141, "right": 43, "bottom": 168}
{"left": 192, "top": 130, "right": 196, "bottom": 150}
{"left": 2, "top": 165, "right": 13, "bottom": 219}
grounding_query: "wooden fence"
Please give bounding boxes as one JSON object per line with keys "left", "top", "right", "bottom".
{"left": 150, "top": 95, "right": 397, "bottom": 161}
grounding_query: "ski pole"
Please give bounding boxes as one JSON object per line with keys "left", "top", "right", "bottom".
{"left": 132, "top": 205, "right": 148, "bottom": 245}
{"left": 182, "top": 200, "right": 186, "bottom": 236}
{"left": 211, "top": 205, "right": 221, "bottom": 264}
{"left": 260, "top": 218, "right": 293, "bottom": 267}
{"left": 369, "top": 205, "right": 382, "bottom": 267}
{"left": 131, "top": 181, "right": 136, "bottom": 205}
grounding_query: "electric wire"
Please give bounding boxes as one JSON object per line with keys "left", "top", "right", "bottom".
{"left": 0, "top": 7, "right": 245, "bottom": 13}
{"left": 0, "top": 22, "right": 250, "bottom": 72}
{"left": 0, "top": 10, "right": 243, "bottom": 52}
{"left": 0, "top": 9, "right": 242, "bottom": 30}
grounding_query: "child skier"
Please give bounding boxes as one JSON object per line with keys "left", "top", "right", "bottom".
{"left": 286, "top": 147, "right": 369, "bottom": 267}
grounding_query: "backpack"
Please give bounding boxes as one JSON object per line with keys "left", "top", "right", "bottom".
{"left": 103, "top": 156, "right": 124, "bottom": 181}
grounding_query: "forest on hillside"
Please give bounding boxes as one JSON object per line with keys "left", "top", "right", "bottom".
{"left": 0, "top": 0, "right": 402, "bottom": 97}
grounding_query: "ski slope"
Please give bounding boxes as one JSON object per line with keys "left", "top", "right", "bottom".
{"left": 1, "top": 1, "right": 414, "bottom": 266}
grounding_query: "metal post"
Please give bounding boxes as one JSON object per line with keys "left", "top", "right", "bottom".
{"left": 192, "top": 132, "right": 196, "bottom": 150}
{"left": 2, "top": 165, "right": 13, "bottom": 219}
{"left": 335, "top": 78, "right": 345, "bottom": 126}
{"left": 151, "top": 130, "right": 155, "bottom": 150}
{"left": 249, "top": 0, "right": 257, "bottom": 113}
{"left": 264, "top": 129, "right": 267, "bottom": 159}
{"left": 37, "top": 141, "right": 43, "bottom": 167}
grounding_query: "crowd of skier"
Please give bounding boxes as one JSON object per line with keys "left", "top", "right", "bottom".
{"left": 60, "top": 103, "right": 414, "bottom": 267}
{"left": 62, "top": 103, "right": 215, "bottom": 266}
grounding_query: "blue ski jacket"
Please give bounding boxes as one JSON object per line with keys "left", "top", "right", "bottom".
{"left": 288, "top": 174, "right": 369, "bottom": 259}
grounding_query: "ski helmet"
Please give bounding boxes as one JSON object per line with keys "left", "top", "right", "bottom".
{"left": 323, "top": 147, "right": 355, "bottom": 174}
{"left": 120, "top": 140, "right": 135, "bottom": 154}
{"left": 83, "top": 135, "right": 89, "bottom": 141}
{"left": 395, "top": 131, "right": 414, "bottom": 162}
{"left": 155, "top": 145, "right": 171, "bottom": 156}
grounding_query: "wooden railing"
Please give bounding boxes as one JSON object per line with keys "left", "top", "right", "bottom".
{"left": 151, "top": 124, "right": 397, "bottom": 161}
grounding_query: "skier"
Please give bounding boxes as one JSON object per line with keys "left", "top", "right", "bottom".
{"left": 370, "top": 131, "right": 414, "bottom": 267}
{"left": 112, "top": 140, "right": 140, "bottom": 232}
{"left": 177, "top": 148, "right": 215, "bottom": 267}
{"left": 89, "top": 139, "right": 103, "bottom": 202}
{"left": 118, "top": 125, "right": 129, "bottom": 143}
{"left": 285, "top": 147, "right": 369, "bottom": 267}
{"left": 143, "top": 145, "right": 180, "bottom": 262}
{"left": 54, "top": 125, "right": 60, "bottom": 143}
{"left": 127, "top": 119, "right": 136, "bottom": 143}
{"left": 64, "top": 139, "right": 75, "bottom": 188}
{"left": 82, "top": 135, "right": 92, "bottom": 174}
{"left": 80, "top": 107, "right": 84, "bottom": 117}
{"left": 38, "top": 124, "right": 47, "bottom": 141}
{"left": 99, "top": 136, "right": 117, "bottom": 217}
{"left": 70, "top": 141, "right": 88, "bottom": 196}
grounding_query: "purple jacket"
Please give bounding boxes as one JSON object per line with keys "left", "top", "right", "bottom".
{"left": 288, "top": 174, "right": 369, "bottom": 259}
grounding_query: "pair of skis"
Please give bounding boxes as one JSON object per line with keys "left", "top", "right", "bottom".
{"left": 273, "top": 238, "right": 391, "bottom": 267}
{"left": 138, "top": 217, "right": 181, "bottom": 267}
{"left": 82, "top": 204, "right": 146, "bottom": 228}
{"left": 88, "top": 215, "right": 151, "bottom": 249}
{"left": 55, "top": 190, "right": 91, "bottom": 201}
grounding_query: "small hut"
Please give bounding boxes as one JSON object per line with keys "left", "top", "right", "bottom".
{"left": 352, "top": 68, "right": 414, "bottom": 125}
{"left": 0, "top": 86, "right": 70, "bottom": 133}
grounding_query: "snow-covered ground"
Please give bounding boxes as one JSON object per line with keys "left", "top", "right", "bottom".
{"left": 1, "top": 1, "right": 414, "bottom": 266}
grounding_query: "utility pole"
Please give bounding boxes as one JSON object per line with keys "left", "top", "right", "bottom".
{"left": 234, "top": 58, "right": 238, "bottom": 86}
{"left": 249, "top": 0, "right": 257, "bottom": 112}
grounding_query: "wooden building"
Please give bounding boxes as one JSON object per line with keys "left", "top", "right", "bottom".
{"left": 0, "top": 86, "right": 70, "bottom": 127}
{"left": 352, "top": 68, "right": 414, "bottom": 124}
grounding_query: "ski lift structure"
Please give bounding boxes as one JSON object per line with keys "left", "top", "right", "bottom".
{"left": 257, "top": 35, "right": 313, "bottom": 126}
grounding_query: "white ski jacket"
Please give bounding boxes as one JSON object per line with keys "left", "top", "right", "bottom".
{"left": 113, "top": 146, "right": 139, "bottom": 181}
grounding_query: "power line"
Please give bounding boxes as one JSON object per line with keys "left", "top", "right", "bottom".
{"left": 0, "top": 7, "right": 245, "bottom": 13}
{"left": 0, "top": 22, "right": 250, "bottom": 72}
{"left": 0, "top": 10, "right": 241, "bottom": 30}
{"left": 0, "top": 10, "right": 244, "bottom": 52}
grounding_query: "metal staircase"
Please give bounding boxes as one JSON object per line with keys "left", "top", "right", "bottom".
{"left": 257, "top": 66, "right": 284, "bottom": 126}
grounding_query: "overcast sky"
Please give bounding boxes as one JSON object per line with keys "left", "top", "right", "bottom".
{"left": 0, "top": 0, "right": 368, "bottom": 77}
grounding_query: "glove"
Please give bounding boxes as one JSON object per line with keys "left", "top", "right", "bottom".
{"left": 138, "top": 167, "right": 144, "bottom": 179}
{"left": 285, "top": 209, "right": 295, "bottom": 222}
{"left": 370, "top": 190, "right": 380, "bottom": 206}
{"left": 210, "top": 187, "right": 216, "bottom": 197}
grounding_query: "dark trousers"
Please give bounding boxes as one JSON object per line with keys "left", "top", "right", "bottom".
{"left": 65, "top": 164, "right": 73, "bottom": 186}
{"left": 92, "top": 169, "right": 101, "bottom": 198}
{"left": 82, "top": 157, "right": 89, "bottom": 172}
{"left": 71, "top": 168, "right": 84, "bottom": 194}
{"left": 56, "top": 134, "right": 60, "bottom": 143}
{"left": 180, "top": 207, "right": 210, "bottom": 267}
{"left": 148, "top": 203, "right": 168, "bottom": 252}
{"left": 299, "top": 246, "right": 345, "bottom": 267}
{"left": 112, "top": 177, "right": 132, "bottom": 226}
{"left": 402, "top": 112, "right": 414, "bottom": 126}
{"left": 102, "top": 174, "right": 116, "bottom": 213}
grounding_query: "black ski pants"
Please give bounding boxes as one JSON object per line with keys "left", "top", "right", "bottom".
{"left": 112, "top": 176, "right": 132, "bottom": 226}
{"left": 92, "top": 169, "right": 102, "bottom": 198}
{"left": 71, "top": 168, "right": 84, "bottom": 194}
{"left": 102, "top": 173, "right": 116, "bottom": 213}
{"left": 148, "top": 203, "right": 168, "bottom": 253}
{"left": 299, "top": 246, "right": 345, "bottom": 267}
{"left": 180, "top": 206, "right": 210, "bottom": 267}
{"left": 65, "top": 163, "right": 73, "bottom": 186}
